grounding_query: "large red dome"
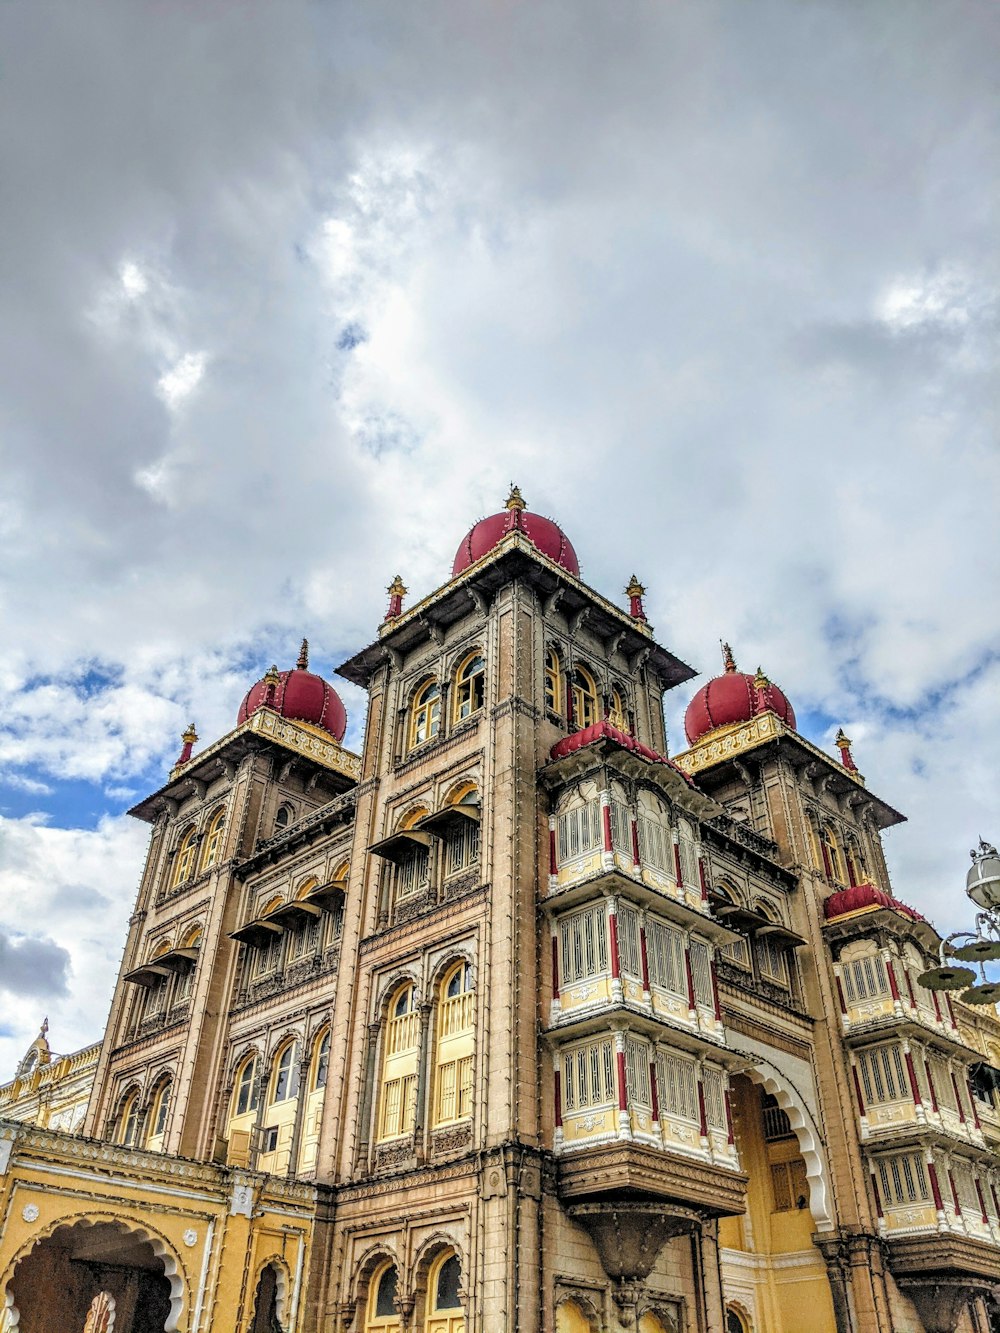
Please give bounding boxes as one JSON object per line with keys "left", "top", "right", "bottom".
{"left": 684, "top": 644, "right": 795, "bottom": 746}
{"left": 452, "top": 486, "right": 579, "bottom": 578}
{"left": 238, "top": 640, "right": 347, "bottom": 742}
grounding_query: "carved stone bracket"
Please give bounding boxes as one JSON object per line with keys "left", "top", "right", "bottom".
{"left": 566, "top": 1201, "right": 700, "bottom": 1281}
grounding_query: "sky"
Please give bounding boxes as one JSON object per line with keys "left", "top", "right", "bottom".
{"left": 0, "top": 0, "right": 997, "bottom": 1075}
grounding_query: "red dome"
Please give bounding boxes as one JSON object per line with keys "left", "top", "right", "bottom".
{"left": 684, "top": 645, "right": 796, "bottom": 746}
{"left": 238, "top": 641, "right": 347, "bottom": 742}
{"left": 452, "top": 487, "right": 579, "bottom": 578}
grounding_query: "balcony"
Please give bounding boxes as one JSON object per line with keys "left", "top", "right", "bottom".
{"left": 558, "top": 1139, "right": 746, "bottom": 1216}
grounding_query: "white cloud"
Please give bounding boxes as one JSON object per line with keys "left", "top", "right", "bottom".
{"left": 157, "top": 350, "right": 207, "bottom": 409}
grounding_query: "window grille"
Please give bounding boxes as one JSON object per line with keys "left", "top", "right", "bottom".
{"left": 857, "top": 1045, "right": 909, "bottom": 1104}
{"left": 646, "top": 918, "right": 686, "bottom": 996}
{"left": 624, "top": 1036, "right": 652, "bottom": 1107}
{"left": 616, "top": 903, "right": 642, "bottom": 978}
{"left": 395, "top": 845, "right": 430, "bottom": 899}
{"left": 931, "top": 1056, "right": 958, "bottom": 1111}
{"left": 655, "top": 1052, "right": 698, "bottom": 1123}
{"left": 379, "top": 1073, "right": 417, "bottom": 1138}
{"left": 556, "top": 803, "right": 602, "bottom": 864}
{"left": 610, "top": 800, "right": 632, "bottom": 855}
{"left": 877, "top": 1153, "right": 929, "bottom": 1207}
{"left": 689, "top": 940, "right": 713, "bottom": 1007}
{"left": 703, "top": 1068, "right": 727, "bottom": 1129}
{"left": 436, "top": 1055, "right": 473, "bottom": 1122}
{"left": 562, "top": 1038, "right": 616, "bottom": 1111}
{"left": 637, "top": 815, "right": 672, "bottom": 875}
{"left": 842, "top": 953, "right": 889, "bottom": 1003}
{"left": 678, "top": 822, "right": 699, "bottom": 888}
{"left": 445, "top": 820, "right": 480, "bottom": 876}
{"left": 559, "top": 904, "right": 609, "bottom": 984}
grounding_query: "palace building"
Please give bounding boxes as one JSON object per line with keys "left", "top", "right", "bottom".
{"left": 2, "top": 486, "right": 1000, "bottom": 1333}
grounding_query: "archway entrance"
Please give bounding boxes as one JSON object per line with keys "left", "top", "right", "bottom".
{"left": 6, "top": 1221, "right": 175, "bottom": 1333}
{"left": 250, "top": 1264, "right": 285, "bottom": 1333}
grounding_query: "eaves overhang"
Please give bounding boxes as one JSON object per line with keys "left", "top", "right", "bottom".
{"left": 337, "top": 535, "right": 696, "bottom": 692}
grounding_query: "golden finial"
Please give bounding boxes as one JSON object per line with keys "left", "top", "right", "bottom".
{"left": 753, "top": 666, "right": 770, "bottom": 690}
{"left": 297, "top": 638, "right": 309, "bottom": 670}
{"left": 181, "top": 723, "right": 198, "bottom": 746}
{"left": 835, "top": 727, "right": 852, "bottom": 750}
{"left": 625, "top": 575, "right": 645, "bottom": 599}
{"left": 721, "top": 642, "right": 737, "bottom": 673}
{"left": 505, "top": 483, "right": 526, "bottom": 511}
{"left": 387, "top": 575, "right": 408, "bottom": 598}
{"left": 263, "top": 664, "right": 281, "bottom": 688}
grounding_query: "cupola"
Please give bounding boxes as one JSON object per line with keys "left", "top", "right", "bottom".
{"left": 683, "top": 643, "right": 796, "bottom": 746}
{"left": 451, "top": 484, "right": 580, "bottom": 577}
{"left": 237, "top": 638, "right": 347, "bottom": 742}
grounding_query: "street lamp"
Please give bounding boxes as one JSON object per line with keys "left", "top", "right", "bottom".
{"left": 918, "top": 840, "right": 1000, "bottom": 1006}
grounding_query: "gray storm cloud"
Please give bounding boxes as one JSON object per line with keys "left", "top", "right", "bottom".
{"left": 0, "top": 0, "right": 997, "bottom": 1068}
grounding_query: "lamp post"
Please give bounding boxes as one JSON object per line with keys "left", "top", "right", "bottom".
{"left": 917, "top": 840, "right": 1000, "bottom": 1006}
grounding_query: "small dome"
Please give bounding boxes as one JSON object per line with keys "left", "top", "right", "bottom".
{"left": 684, "top": 644, "right": 796, "bottom": 746}
{"left": 824, "top": 883, "right": 925, "bottom": 923}
{"left": 238, "top": 640, "right": 347, "bottom": 742}
{"left": 452, "top": 485, "right": 579, "bottom": 578}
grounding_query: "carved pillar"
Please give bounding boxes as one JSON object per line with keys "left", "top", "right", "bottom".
{"left": 414, "top": 1001, "right": 434, "bottom": 1159}
{"left": 286, "top": 1052, "right": 312, "bottom": 1176}
{"left": 355, "top": 1021, "right": 382, "bottom": 1168}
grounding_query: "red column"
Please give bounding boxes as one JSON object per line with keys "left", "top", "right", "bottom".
{"left": 870, "top": 1171, "right": 884, "bottom": 1220}
{"left": 991, "top": 1183, "right": 1000, "bottom": 1221}
{"left": 924, "top": 1059, "right": 939, "bottom": 1112}
{"left": 834, "top": 974, "right": 848, "bottom": 1016}
{"left": 684, "top": 946, "right": 697, "bottom": 1011}
{"left": 549, "top": 827, "right": 557, "bottom": 876}
{"left": 905, "top": 1051, "right": 922, "bottom": 1107}
{"left": 551, "top": 936, "right": 560, "bottom": 1002}
{"left": 673, "top": 842, "right": 683, "bottom": 886}
{"left": 928, "top": 1161, "right": 945, "bottom": 1212}
{"left": 609, "top": 910, "right": 621, "bottom": 981}
{"left": 946, "top": 994, "right": 959, "bottom": 1030}
{"left": 820, "top": 841, "right": 832, "bottom": 879}
{"left": 931, "top": 988, "right": 942, "bottom": 1021}
{"left": 630, "top": 819, "right": 641, "bottom": 868}
{"left": 602, "top": 803, "right": 613, "bottom": 853}
{"left": 554, "top": 1069, "right": 563, "bottom": 1128}
{"left": 617, "top": 1050, "right": 628, "bottom": 1113}
{"left": 951, "top": 1071, "right": 966, "bottom": 1123}
{"left": 904, "top": 970, "right": 917, "bottom": 1009}
{"left": 698, "top": 856, "right": 708, "bottom": 902}
{"left": 639, "top": 927, "right": 650, "bottom": 993}
{"left": 949, "top": 1168, "right": 962, "bottom": 1216}
{"left": 967, "top": 1078, "right": 982, "bottom": 1129}
{"left": 851, "top": 1065, "right": 867, "bottom": 1118}
{"left": 886, "top": 960, "right": 901, "bottom": 1003}
{"left": 975, "top": 1176, "right": 989, "bottom": 1223}
{"left": 697, "top": 1077, "right": 709, "bottom": 1139}
{"left": 724, "top": 1088, "right": 735, "bottom": 1145}
{"left": 710, "top": 960, "right": 722, "bottom": 1022}
{"left": 649, "top": 1062, "right": 660, "bottom": 1123}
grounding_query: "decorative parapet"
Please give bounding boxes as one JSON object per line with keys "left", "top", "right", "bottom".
{"left": 243, "top": 707, "right": 361, "bottom": 781}
{"left": 674, "top": 712, "right": 785, "bottom": 776}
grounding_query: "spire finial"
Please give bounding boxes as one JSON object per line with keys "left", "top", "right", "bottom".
{"left": 384, "top": 575, "right": 408, "bottom": 623}
{"left": 176, "top": 723, "right": 198, "bottom": 767}
{"left": 753, "top": 666, "right": 770, "bottom": 691}
{"left": 505, "top": 483, "right": 526, "bottom": 511}
{"left": 297, "top": 638, "right": 309, "bottom": 670}
{"left": 625, "top": 575, "right": 647, "bottom": 622}
{"left": 721, "top": 642, "right": 737, "bottom": 673}
{"left": 40, "top": 1017, "right": 48, "bottom": 1037}
{"left": 835, "top": 727, "right": 861, "bottom": 777}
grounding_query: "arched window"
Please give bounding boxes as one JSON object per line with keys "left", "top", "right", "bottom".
{"left": 676, "top": 817, "right": 699, "bottom": 889}
{"left": 272, "top": 1042, "right": 300, "bottom": 1103}
{"left": 174, "top": 926, "right": 202, "bottom": 1003}
{"left": 313, "top": 1030, "right": 331, "bottom": 1090}
{"left": 425, "top": 1250, "right": 463, "bottom": 1333}
{"left": 820, "top": 824, "right": 845, "bottom": 885}
{"left": 233, "top": 1055, "right": 259, "bottom": 1118}
{"left": 378, "top": 984, "right": 420, "bottom": 1141}
{"left": 146, "top": 1079, "right": 172, "bottom": 1150}
{"left": 726, "top": 1310, "right": 751, "bottom": 1333}
{"left": 556, "top": 1300, "right": 593, "bottom": 1333}
{"left": 117, "top": 1091, "right": 140, "bottom": 1147}
{"left": 754, "top": 902, "right": 790, "bottom": 988}
{"left": 366, "top": 1262, "right": 401, "bottom": 1333}
{"left": 571, "top": 665, "right": 598, "bottom": 729}
{"left": 435, "top": 963, "right": 475, "bottom": 1126}
{"left": 608, "top": 686, "right": 629, "bottom": 732}
{"left": 275, "top": 804, "right": 293, "bottom": 831}
{"left": 200, "top": 808, "right": 225, "bottom": 871}
{"left": 544, "top": 649, "right": 563, "bottom": 716}
{"left": 171, "top": 827, "right": 197, "bottom": 887}
{"left": 453, "top": 653, "right": 485, "bottom": 722}
{"left": 409, "top": 679, "right": 441, "bottom": 750}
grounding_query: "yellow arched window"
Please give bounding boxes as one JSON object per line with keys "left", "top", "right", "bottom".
{"left": 726, "top": 1309, "right": 751, "bottom": 1333}
{"left": 275, "top": 804, "right": 293, "bottom": 831}
{"left": 378, "top": 984, "right": 420, "bottom": 1141}
{"left": 556, "top": 1300, "right": 593, "bottom": 1333}
{"left": 366, "top": 1262, "right": 401, "bottom": 1333}
{"left": 434, "top": 963, "right": 474, "bottom": 1126}
{"left": 117, "top": 1091, "right": 140, "bottom": 1147}
{"left": 571, "top": 666, "right": 598, "bottom": 728}
{"left": 453, "top": 653, "right": 485, "bottom": 723}
{"left": 171, "top": 827, "right": 198, "bottom": 887}
{"left": 821, "top": 825, "right": 844, "bottom": 884}
{"left": 608, "top": 686, "right": 629, "bottom": 732}
{"left": 312, "top": 1029, "right": 331, "bottom": 1090}
{"left": 544, "top": 649, "right": 563, "bottom": 715}
{"left": 425, "top": 1250, "right": 464, "bottom": 1333}
{"left": 232, "top": 1055, "right": 259, "bottom": 1119}
{"left": 146, "top": 1079, "right": 172, "bottom": 1151}
{"left": 200, "top": 808, "right": 225, "bottom": 871}
{"left": 409, "top": 679, "right": 441, "bottom": 750}
{"left": 271, "top": 1041, "right": 300, "bottom": 1103}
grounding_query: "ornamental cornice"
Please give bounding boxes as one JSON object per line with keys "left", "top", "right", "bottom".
{"left": 359, "top": 887, "right": 488, "bottom": 955}
{"left": 336, "top": 1159, "right": 479, "bottom": 1204}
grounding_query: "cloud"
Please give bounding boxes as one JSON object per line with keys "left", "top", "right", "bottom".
{"left": 0, "top": 931, "right": 70, "bottom": 1000}
{"left": 0, "top": 0, "right": 998, "bottom": 1064}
